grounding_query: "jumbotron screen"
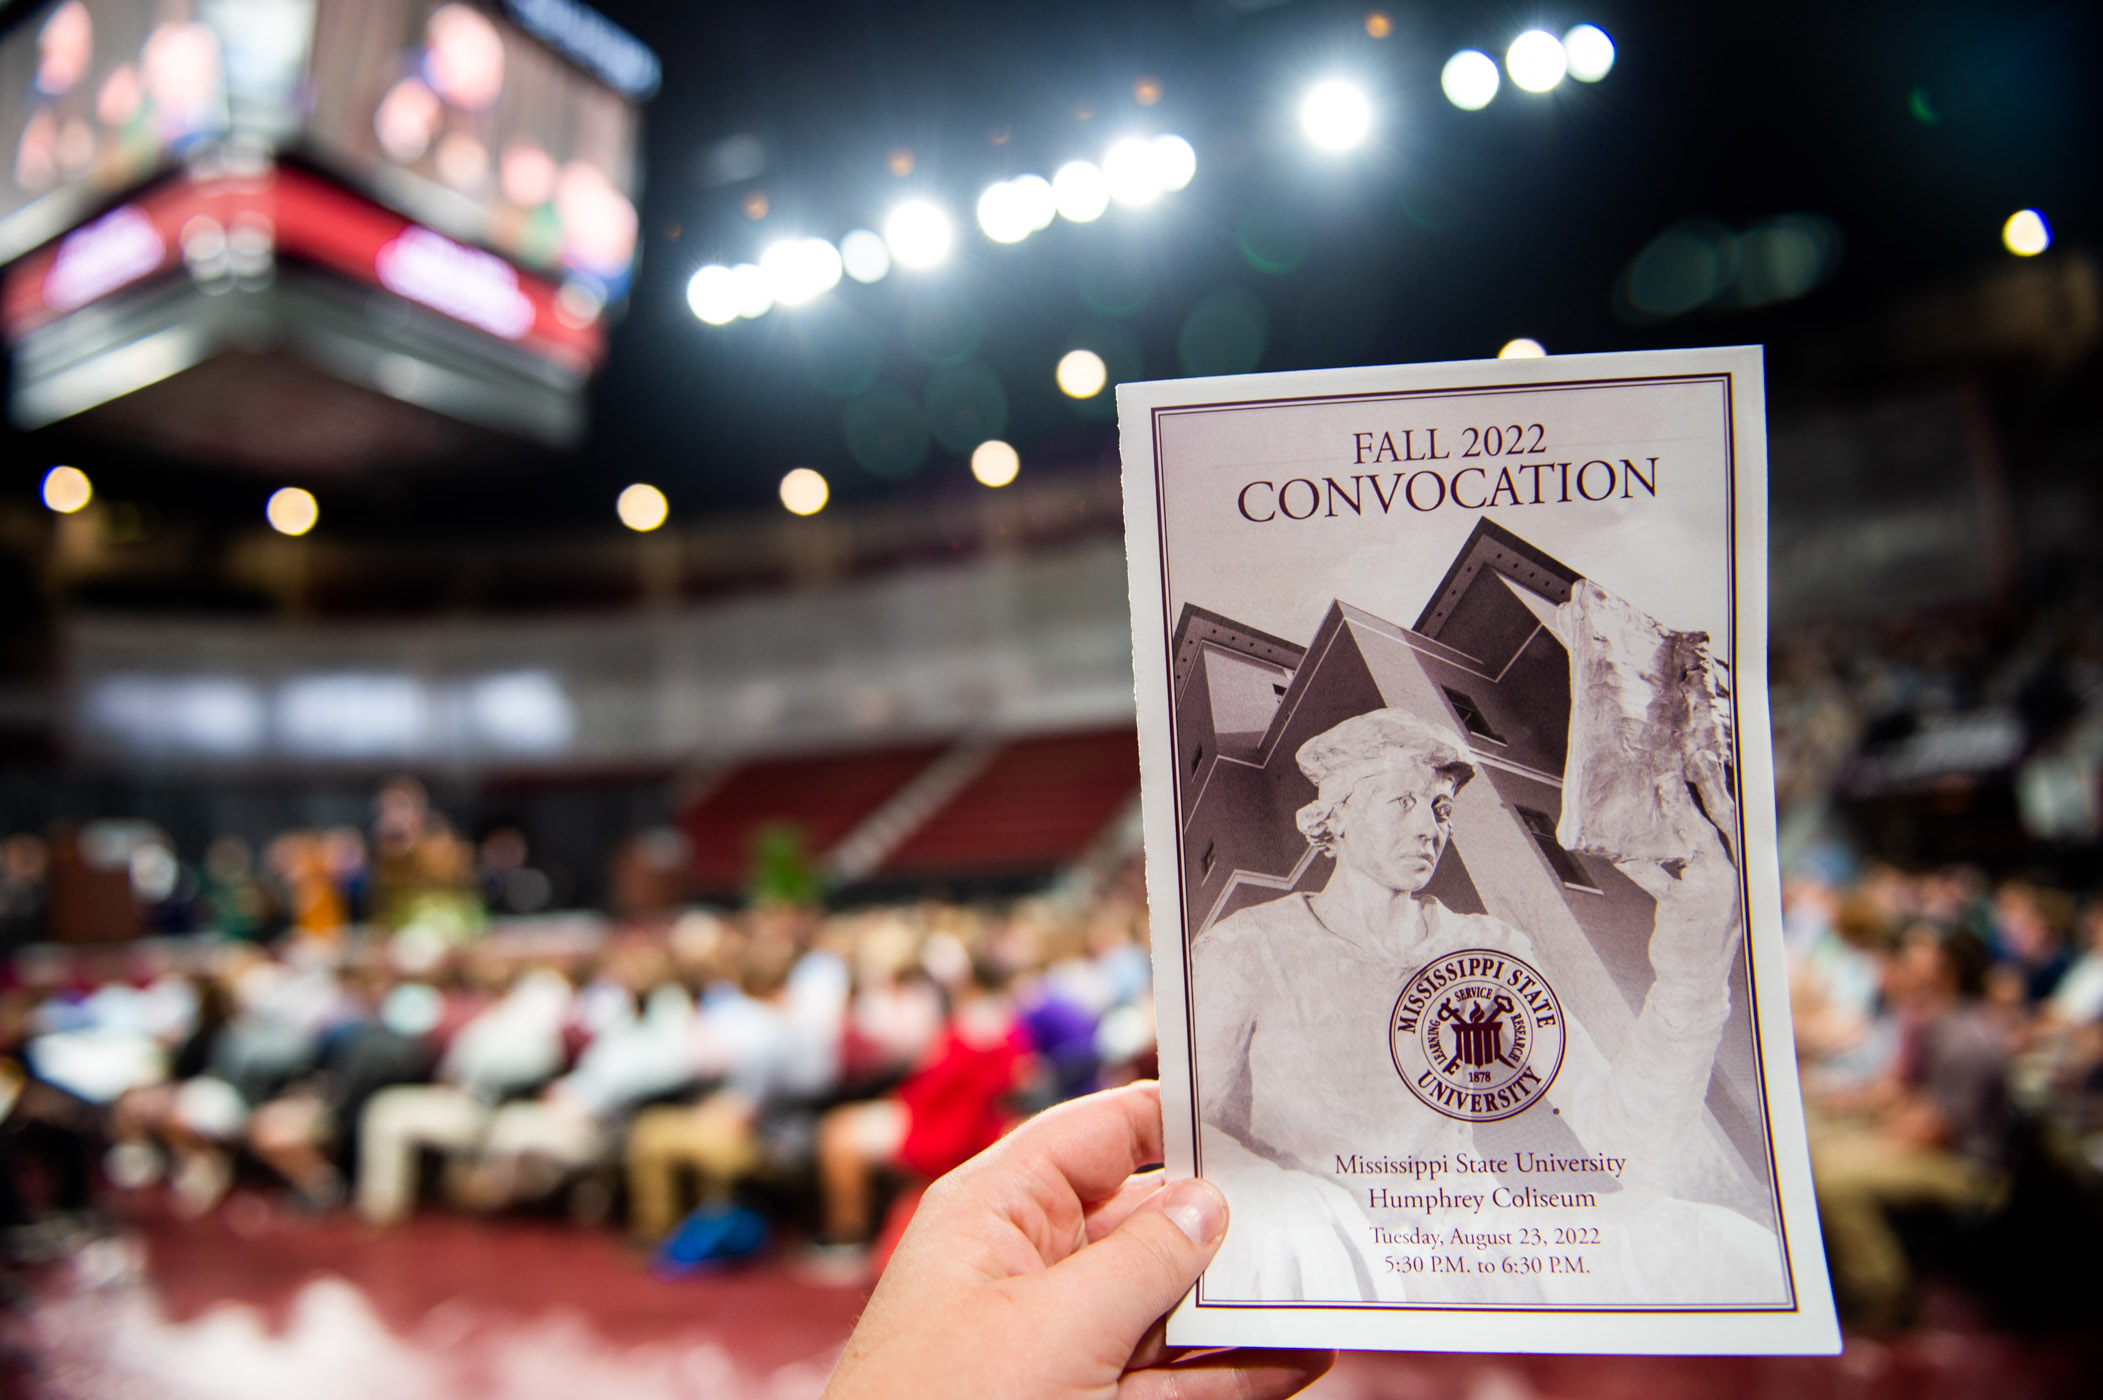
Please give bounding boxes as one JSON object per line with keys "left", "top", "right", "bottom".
{"left": 0, "top": 0, "right": 642, "bottom": 301}
{"left": 0, "top": 0, "right": 231, "bottom": 265}
{"left": 305, "top": 0, "right": 641, "bottom": 302}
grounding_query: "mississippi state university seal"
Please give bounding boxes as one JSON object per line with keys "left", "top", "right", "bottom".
{"left": 1390, "top": 948, "right": 1565, "bottom": 1122}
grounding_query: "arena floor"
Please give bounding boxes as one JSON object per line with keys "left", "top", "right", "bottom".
{"left": 4, "top": 1190, "right": 2093, "bottom": 1400}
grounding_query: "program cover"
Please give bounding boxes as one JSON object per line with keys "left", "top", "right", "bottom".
{"left": 1117, "top": 347, "right": 1838, "bottom": 1355}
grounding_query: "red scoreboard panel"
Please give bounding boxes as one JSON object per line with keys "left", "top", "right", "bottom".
{"left": 0, "top": 0, "right": 650, "bottom": 467}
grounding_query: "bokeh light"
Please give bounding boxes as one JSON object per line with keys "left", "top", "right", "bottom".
{"left": 616, "top": 482, "right": 668, "bottom": 532}
{"left": 970, "top": 439, "right": 1021, "bottom": 488}
{"left": 839, "top": 229, "right": 891, "bottom": 283}
{"left": 1103, "top": 137, "right": 1164, "bottom": 206}
{"left": 758, "top": 237, "right": 843, "bottom": 306}
{"left": 686, "top": 265, "right": 739, "bottom": 325}
{"left": 779, "top": 467, "right": 830, "bottom": 515}
{"left": 41, "top": 464, "right": 92, "bottom": 513}
{"left": 1564, "top": 24, "right": 1615, "bottom": 82}
{"left": 1301, "top": 79, "right": 1373, "bottom": 151}
{"left": 2003, "top": 209, "right": 2051, "bottom": 257}
{"left": 266, "top": 487, "right": 318, "bottom": 537}
{"left": 1053, "top": 161, "right": 1110, "bottom": 223}
{"left": 1499, "top": 337, "right": 1547, "bottom": 359}
{"left": 1364, "top": 11, "right": 1392, "bottom": 40}
{"left": 883, "top": 200, "right": 953, "bottom": 269}
{"left": 1011, "top": 174, "right": 1057, "bottom": 230}
{"left": 729, "top": 263, "right": 772, "bottom": 319}
{"left": 977, "top": 181, "right": 1034, "bottom": 244}
{"left": 1441, "top": 50, "right": 1500, "bottom": 111}
{"left": 1505, "top": 30, "right": 1567, "bottom": 93}
{"left": 1152, "top": 135, "right": 1197, "bottom": 192}
{"left": 1056, "top": 348, "right": 1108, "bottom": 399}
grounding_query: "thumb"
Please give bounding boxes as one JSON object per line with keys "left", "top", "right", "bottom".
{"left": 1035, "top": 1177, "right": 1228, "bottom": 1353}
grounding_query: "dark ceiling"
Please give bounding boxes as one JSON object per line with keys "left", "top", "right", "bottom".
{"left": 6, "top": 0, "right": 2099, "bottom": 544}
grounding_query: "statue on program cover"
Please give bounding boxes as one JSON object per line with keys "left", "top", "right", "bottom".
{"left": 1190, "top": 664, "right": 1776, "bottom": 1303}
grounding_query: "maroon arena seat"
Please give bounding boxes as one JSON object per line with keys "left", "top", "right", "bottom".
{"left": 876, "top": 728, "right": 1139, "bottom": 881}
{"left": 684, "top": 744, "right": 946, "bottom": 895}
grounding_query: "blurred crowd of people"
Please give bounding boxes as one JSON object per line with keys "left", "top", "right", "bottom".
{"left": 1787, "top": 853, "right": 2103, "bottom": 1329}
{"left": 0, "top": 778, "right": 553, "bottom": 957}
{"left": 0, "top": 850, "right": 1157, "bottom": 1280}
{"left": 6, "top": 599, "right": 2103, "bottom": 1329}
{"left": 1771, "top": 595, "right": 2103, "bottom": 851}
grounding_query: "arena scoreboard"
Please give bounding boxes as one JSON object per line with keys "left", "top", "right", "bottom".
{"left": 0, "top": 0, "right": 652, "bottom": 465}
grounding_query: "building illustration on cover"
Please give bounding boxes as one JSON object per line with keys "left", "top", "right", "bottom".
{"left": 1172, "top": 518, "right": 1778, "bottom": 1245}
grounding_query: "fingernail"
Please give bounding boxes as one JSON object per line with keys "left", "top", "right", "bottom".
{"left": 1161, "top": 1179, "right": 1226, "bottom": 1246}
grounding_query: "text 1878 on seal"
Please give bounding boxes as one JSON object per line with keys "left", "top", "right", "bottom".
{"left": 1390, "top": 949, "right": 1565, "bottom": 1122}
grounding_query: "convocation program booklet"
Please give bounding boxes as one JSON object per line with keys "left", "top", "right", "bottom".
{"left": 1117, "top": 346, "right": 1839, "bottom": 1355}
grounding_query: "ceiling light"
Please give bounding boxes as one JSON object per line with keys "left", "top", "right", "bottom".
{"left": 1301, "top": 79, "right": 1373, "bottom": 151}
{"left": 41, "top": 465, "right": 92, "bottom": 513}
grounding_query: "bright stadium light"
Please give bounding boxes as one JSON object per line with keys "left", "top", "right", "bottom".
{"left": 884, "top": 199, "right": 954, "bottom": 269}
{"left": 977, "top": 181, "right": 1034, "bottom": 243}
{"left": 840, "top": 228, "right": 892, "bottom": 283}
{"left": 1506, "top": 30, "right": 1567, "bottom": 93}
{"left": 1056, "top": 348, "right": 1108, "bottom": 399}
{"left": 41, "top": 465, "right": 92, "bottom": 513}
{"left": 1499, "top": 337, "right": 1547, "bottom": 359}
{"left": 1441, "top": 50, "right": 1500, "bottom": 110}
{"left": 2003, "top": 209, "right": 2051, "bottom": 256}
{"left": 1053, "top": 161, "right": 1110, "bottom": 223}
{"left": 617, "top": 482, "right": 668, "bottom": 531}
{"left": 686, "top": 265, "right": 740, "bottom": 324}
{"left": 1564, "top": 24, "right": 1615, "bottom": 82}
{"left": 1010, "top": 174, "right": 1057, "bottom": 230}
{"left": 1103, "top": 137, "right": 1163, "bottom": 206}
{"left": 779, "top": 467, "right": 829, "bottom": 515}
{"left": 758, "top": 237, "right": 842, "bottom": 306}
{"left": 266, "top": 487, "right": 318, "bottom": 537}
{"left": 1301, "top": 79, "right": 1373, "bottom": 151}
{"left": 970, "top": 439, "right": 1020, "bottom": 488}
{"left": 1152, "top": 134, "right": 1197, "bottom": 192}
{"left": 728, "top": 263, "right": 772, "bottom": 318}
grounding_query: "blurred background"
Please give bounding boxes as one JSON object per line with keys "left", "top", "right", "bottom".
{"left": 0, "top": 1, "right": 2099, "bottom": 1396}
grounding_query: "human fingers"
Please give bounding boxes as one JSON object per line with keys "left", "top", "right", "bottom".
{"left": 1120, "top": 1348, "right": 1336, "bottom": 1400}
{"left": 883, "top": 1084, "right": 1169, "bottom": 1282}
{"left": 1084, "top": 1168, "right": 1166, "bottom": 1242}
{"left": 962, "top": 1080, "right": 1165, "bottom": 1209}
{"left": 1027, "top": 1176, "right": 1227, "bottom": 1356}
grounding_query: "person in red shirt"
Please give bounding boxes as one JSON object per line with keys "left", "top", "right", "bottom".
{"left": 816, "top": 958, "right": 1031, "bottom": 1248}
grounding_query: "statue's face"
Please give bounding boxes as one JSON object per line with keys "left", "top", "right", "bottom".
{"left": 1331, "top": 759, "right": 1456, "bottom": 894}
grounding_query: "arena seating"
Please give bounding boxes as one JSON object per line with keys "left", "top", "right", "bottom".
{"left": 874, "top": 728, "right": 1140, "bottom": 882}
{"left": 682, "top": 744, "right": 947, "bottom": 896}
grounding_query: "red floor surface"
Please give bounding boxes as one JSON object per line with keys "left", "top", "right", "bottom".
{"left": 7, "top": 1192, "right": 2095, "bottom": 1399}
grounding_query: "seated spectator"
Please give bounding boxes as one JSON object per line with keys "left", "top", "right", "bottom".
{"left": 833, "top": 922, "right": 943, "bottom": 1097}
{"left": 624, "top": 934, "right": 841, "bottom": 1243}
{"left": 1989, "top": 880, "right": 2074, "bottom": 1005}
{"left": 814, "top": 955, "right": 1033, "bottom": 1257}
{"left": 1, "top": 987, "right": 99, "bottom": 1261}
{"left": 247, "top": 962, "right": 435, "bottom": 1211}
{"left": 356, "top": 966, "right": 572, "bottom": 1225}
{"left": 1792, "top": 895, "right": 1901, "bottom": 1096}
{"left": 1808, "top": 927, "right": 2010, "bottom": 1330}
{"left": 459, "top": 948, "right": 703, "bottom": 1220}
{"left": 159, "top": 949, "right": 337, "bottom": 1215}
{"left": 105, "top": 971, "right": 228, "bottom": 1189}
